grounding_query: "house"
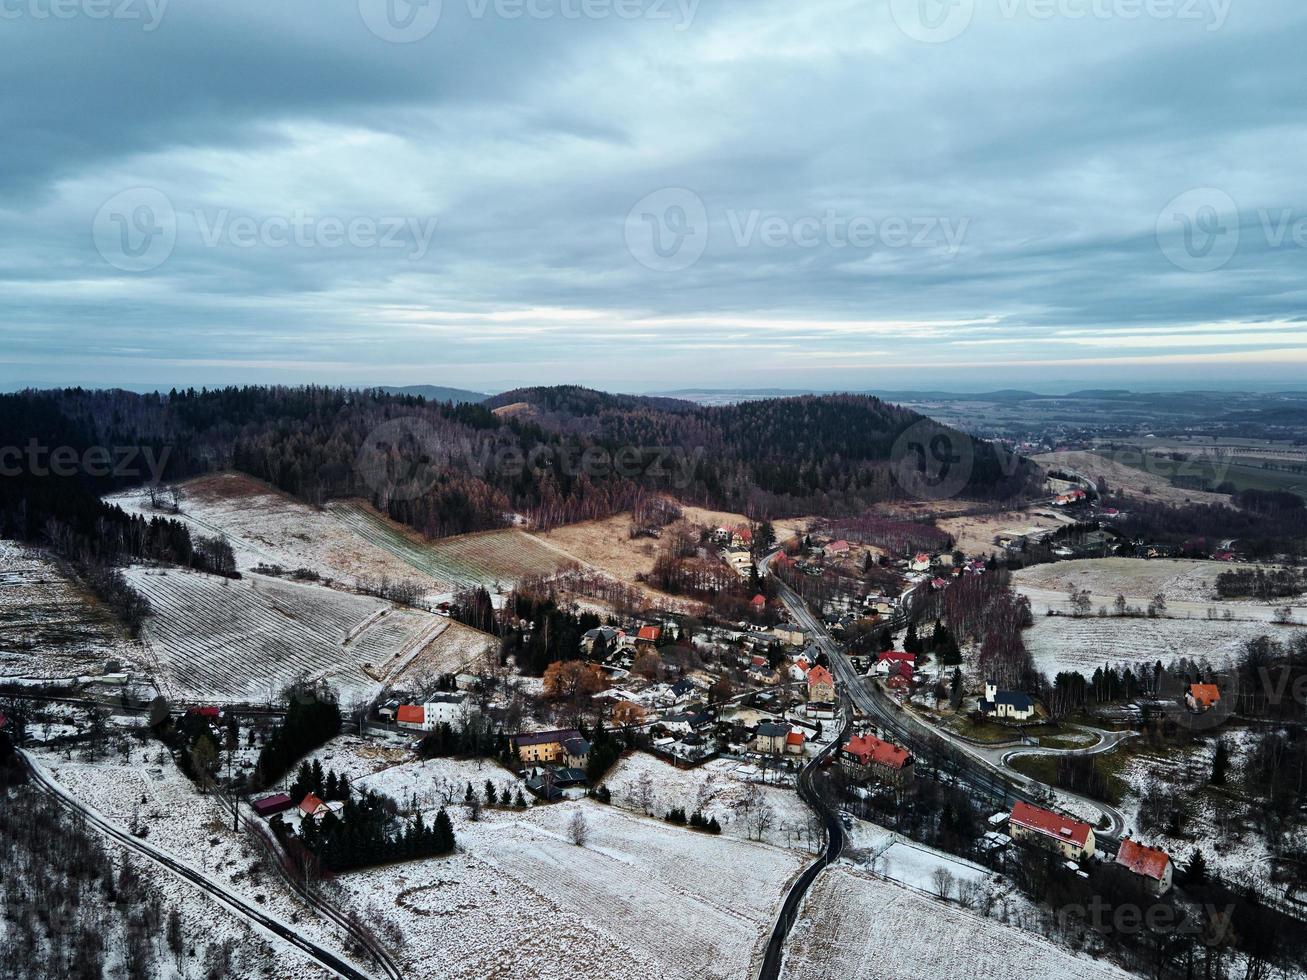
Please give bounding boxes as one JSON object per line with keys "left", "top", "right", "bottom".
{"left": 979, "top": 680, "right": 1038, "bottom": 722}
{"left": 789, "top": 655, "right": 812, "bottom": 681}
{"left": 512, "top": 728, "right": 584, "bottom": 764}
{"left": 560, "top": 734, "right": 591, "bottom": 768}
{"left": 732, "top": 526, "right": 753, "bottom": 548}
{"left": 636, "top": 625, "right": 663, "bottom": 649}
{"left": 824, "top": 540, "right": 850, "bottom": 557}
{"left": 930, "top": 577, "right": 950, "bottom": 591}
{"left": 785, "top": 729, "right": 807, "bottom": 755}
{"left": 1114, "top": 839, "right": 1173, "bottom": 895}
{"left": 1008, "top": 801, "right": 1096, "bottom": 860}
{"left": 839, "top": 733, "right": 914, "bottom": 787}
{"left": 298, "top": 793, "right": 341, "bottom": 821}
{"left": 1186, "top": 683, "right": 1221, "bottom": 712}
{"left": 186, "top": 706, "right": 221, "bottom": 720}
{"left": 252, "top": 793, "right": 293, "bottom": 819}
{"left": 773, "top": 625, "right": 806, "bottom": 646}
{"left": 885, "top": 673, "right": 911, "bottom": 693}
{"left": 581, "top": 626, "right": 621, "bottom": 654}
{"left": 875, "top": 651, "right": 916, "bottom": 674}
{"left": 909, "top": 553, "right": 931, "bottom": 572}
{"left": 750, "top": 594, "right": 767, "bottom": 612}
{"left": 807, "top": 664, "right": 836, "bottom": 703}
{"left": 396, "top": 705, "right": 427, "bottom": 730}
{"left": 753, "top": 722, "right": 791, "bottom": 755}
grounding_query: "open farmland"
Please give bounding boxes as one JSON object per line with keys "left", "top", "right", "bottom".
{"left": 327, "top": 501, "right": 572, "bottom": 588}
{"left": 937, "top": 508, "right": 1073, "bottom": 556}
{"left": 1014, "top": 557, "right": 1300, "bottom": 606}
{"left": 1022, "top": 613, "right": 1307, "bottom": 676}
{"left": 1033, "top": 450, "right": 1229, "bottom": 506}
{"left": 108, "top": 473, "right": 454, "bottom": 591}
{"left": 125, "top": 566, "right": 443, "bottom": 703}
{"left": 0, "top": 540, "right": 141, "bottom": 681}
{"left": 781, "top": 866, "right": 1136, "bottom": 980}
{"left": 336, "top": 799, "right": 807, "bottom": 980}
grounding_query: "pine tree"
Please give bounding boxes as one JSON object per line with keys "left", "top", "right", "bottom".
{"left": 485, "top": 780, "right": 498, "bottom": 805}
{"left": 1211, "top": 740, "right": 1230, "bottom": 785}
{"left": 435, "top": 808, "right": 456, "bottom": 853}
{"left": 1184, "top": 848, "right": 1208, "bottom": 885}
{"left": 515, "top": 789, "right": 527, "bottom": 808}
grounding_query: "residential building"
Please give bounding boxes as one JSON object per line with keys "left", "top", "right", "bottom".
{"left": 1114, "top": 839, "right": 1174, "bottom": 895}
{"left": 839, "top": 733, "right": 914, "bottom": 787}
{"left": 512, "top": 728, "right": 585, "bottom": 764}
{"left": 785, "top": 729, "right": 807, "bottom": 755}
{"left": 807, "top": 664, "right": 836, "bottom": 703}
{"left": 753, "top": 722, "right": 791, "bottom": 755}
{"left": 1008, "top": 801, "right": 1096, "bottom": 861}
{"left": 1186, "top": 683, "right": 1221, "bottom": 711}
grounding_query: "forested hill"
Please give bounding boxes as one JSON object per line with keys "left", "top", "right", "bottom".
{"left": 0, "top": 386, "right": 1038, "bottom": 552}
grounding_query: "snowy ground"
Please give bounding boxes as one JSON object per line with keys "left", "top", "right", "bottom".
{"left": 781, "top": 865, "right": 1138, "bottom": 980}
{"left": 601, "top": 752, "right": 822, "bottom": 852}
{"left": 125, "top": 565, "right": 445, "bottom": 703}
{"left": 1014, "top": 557, "right": 1299, "bottom": 607}
{"left": 842, "top": 820, "right": 993, "bottom": 897}
{"left": 0, "top": 539, "right": 142, "bottom": 681}
{"left": 1021, "top": 612, "right": 1305, "bottom": 676}
{"left": 31, "top": 745, "right": 362, "bottom": 979}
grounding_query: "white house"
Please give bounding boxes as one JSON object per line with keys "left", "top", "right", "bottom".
{"left": 979, "top": 680, "right": 1038, "bottom": 722}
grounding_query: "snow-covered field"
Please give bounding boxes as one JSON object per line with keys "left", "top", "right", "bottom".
{"left": 0, "top": 540, "right": 141, "bottom": 681}
{"left": 781, "top": 866, "right": 1137, "bottom": 980}
{"left": 843, "top": 821, "right": 992, "bottom": 897}
{"left": 1021, "top": 612, "right": 1304, "bottom": 676}
{"left": 337, "top": 799, "right": 807, "bottom": 980}
{"left": 108, "top": 474, "right": 454, "bottom": 591}
{"left": 1015, "top": 557, "right": 1303, "bottom": 609}
{"left": 126, "top": 565, "right": 444, "bottom": 703}
{"left": 601, "top": 753, "right": 821, "bottom": 852}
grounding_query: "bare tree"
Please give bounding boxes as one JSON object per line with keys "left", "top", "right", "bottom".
{"left": 932, "top": 867, "right": 956, "bottom": 901}
{"left": 630, "top": 772, "right": 656, "bottom": 816}
{"left": 568, "top": 810, "right": 590, "bottom": 847}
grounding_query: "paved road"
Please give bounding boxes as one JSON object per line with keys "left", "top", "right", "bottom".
{"left": 764, "top": 553, "right": 1125, "bottom": 839}
{"left": 756, "top": 716, "right": 849, "bottom": 980}
{"left": 19, "top": 750, "right": 397, "bottom": 980}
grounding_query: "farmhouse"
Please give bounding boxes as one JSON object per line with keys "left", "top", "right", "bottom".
{"left": 1186, "top": 683, "right": 1221, "bottom": 712}
{"left": 979, "top": 680, "right": 1038, "bottom": 722}
{"left": 839, "top": 733, "right": 914, "bottom": 787}
{"left": 1009, "top": 801, "right": 1096, "bottom": 861}
{"left": 1114, "top": 839, "right": 1174, "bottom": 896}
{"left": 512, "top": 728, "right": 587, "bottom": 765}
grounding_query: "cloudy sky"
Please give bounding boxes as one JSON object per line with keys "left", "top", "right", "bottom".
{"left": 2, "top": 0, "right": 1305, "bottom": 394}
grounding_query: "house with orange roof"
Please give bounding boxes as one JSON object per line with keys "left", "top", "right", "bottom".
{"left": 1114, "top": 839, "right": 1173, "bottom": 895}
{"left": 839, "top": 733, "right": 914, "bottom": 787}
{"left": 1009, "top": 801, "right": 1096, "bottom": 860}
{"left": 807, "top": 664, "right": 835, "bottom": 703}
{"left": 785, "top": 729, "right": 807, "bottom": 755}
{"left": 1186, "top": 683, "right": 1221, "bottom": 712}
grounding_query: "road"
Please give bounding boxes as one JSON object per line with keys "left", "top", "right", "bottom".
{"left": 763, "top": 552, "right": 1126, "bottom": 839}
{"left": 19, "top": 750, "right": 399, "bottom": 980}
{"left": 756, "top": 715, "right": 849, "bottom": 980}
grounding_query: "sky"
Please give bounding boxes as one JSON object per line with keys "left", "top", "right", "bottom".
{"left": 2, "top": 0, "right": 1306, "bottom": 395}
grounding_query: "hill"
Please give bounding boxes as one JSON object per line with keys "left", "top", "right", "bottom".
{"left": 376, "top": 384, "right": 489, "bottom": 404}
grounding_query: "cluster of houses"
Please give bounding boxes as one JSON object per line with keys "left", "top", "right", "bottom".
{"left": 250, "top": 790, "right": 344, "bottom": 826}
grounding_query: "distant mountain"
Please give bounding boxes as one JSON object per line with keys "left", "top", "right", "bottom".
{"left": 375, "top": 385, "right": 489, "bottom": 404}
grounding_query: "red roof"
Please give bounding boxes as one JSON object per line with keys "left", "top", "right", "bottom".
{"left": 1189, "top": 683, "right": 1220, "bottom": 708}
{"left": 187, "top": 706, "right": 221, "bottom": 718}
{"left": 396, "top": 705, "right": 425, "bottom": 725}
{"left": 914, "top": 553, "right": 930, "bottom": 562}
{"left": 751, "top": 594, "right": 767, "bottom": 607}
{"left": 1010, "top": 801, "right": 1092, "bottom": 849}
{"left": 638, "top": 625, "right": 662, "bottom": 643}
{"left": 735, "top": 526, "right": 753, "bottom": 542}
{"left": 299, "top": 792, "right": 325, "bottom": 817}
{"left": 786, "top": 730, "right": 806, "bottom": 746}
{"left": 842, "top": 734, "right": 910, "bottom": 770}
{"left": 877, "top": 651, "right": 916, "bottom": 664}
{"left": 1115, "top": 839, "right": 1171, "bottom": 881}
{"left": 826, "top": 540, "right": 850, "bottom": 553}
{"left": 807, "top": 665, "right": 834, "bottom": 689}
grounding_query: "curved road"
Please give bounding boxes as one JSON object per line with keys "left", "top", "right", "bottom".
{"left": 19, "top": 750, "right": 399, "bottom": 980}
{"left": 763, "top": 552, "right": 1126, "bottom": 841}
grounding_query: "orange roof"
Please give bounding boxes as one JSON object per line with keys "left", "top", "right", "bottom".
{"left": 1115, "top": 839, "right": 1171, "bottom": 881}
{"left": 299, "top": 792, "right": 325, "bottom": 816}
{"left": 638, "top": 625, "right": 662, "bottom": 642}
{"left": 807, "top": 665, "right": 834, "bottom": 688}
{"left": 786, "top": 730, "right": 806, "bottom": 746}
{"left": 751, "top": 594, "right": 767, "bottom": 606}
{"left": 1010, "top": 801, "right": 1092, "bottom": 849}
{"left": 1189, "top": 683, "right": 1220, "bottom": 708}
{"left": 842, "top": 734, "right": 910, "bottom": 770}
{"left": 396, "top": 705, "right": 425, "bottom": 724}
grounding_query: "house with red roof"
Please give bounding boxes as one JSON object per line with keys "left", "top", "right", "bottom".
{"left": 1114, "top": 839, "right": 1173, "bottom": 895}
{"left": 824, "top": 540, "right": 850, "bottom": 557}
{"left": 750, "top": 594, "right": 767, "bottom": 611}
{"left": 839, "top": 733, "right": 914, "bottom": 787}
{"left": 299, "top": 792, "right": 328, "bottom": 819}
{"left": 251, "top": 793, "right": 294, "bottom": 819}
{"left": 807, "top": 664, "right": 835, "bottom": 703}
{"left": 396, "top": 704, "right": 427, "bottom": 730}
{"left": 785, "top": 729, "right": 807, "bottom": 755}
{"left": 910, "top": 553, "right": 932, "bottom": 572}
{"left": 1009, "top": 801, "right": 1096, "bottom": 860}
{"left": 1186, "top": 683, "right": 1221, "bottom": 711}
{"left": 636, "top": 625, "right": 663, "bottom": 650}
